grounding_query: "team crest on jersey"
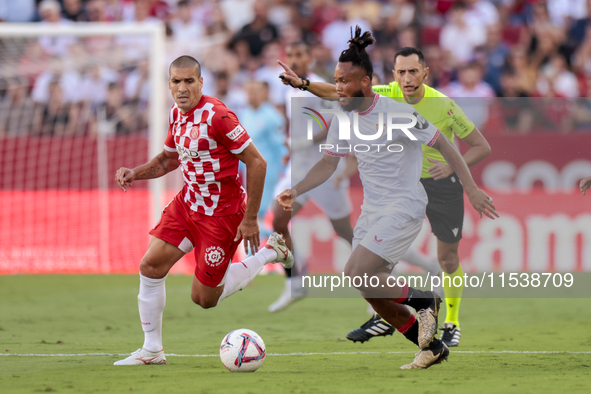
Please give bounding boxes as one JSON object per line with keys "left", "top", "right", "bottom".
{"left": 190, "top": 125, "right": 200, "bottom": 140}
{"left": 205, "top": 246, "right": 225, "bottom": 266}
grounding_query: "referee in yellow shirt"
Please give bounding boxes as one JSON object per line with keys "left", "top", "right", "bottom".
{"left": 278, "top": 47, "right": 491, "bottom": 347}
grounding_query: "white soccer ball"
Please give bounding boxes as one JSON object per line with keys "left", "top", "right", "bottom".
{"left": 219, "top": 328, "right": 266, "bottom": 372}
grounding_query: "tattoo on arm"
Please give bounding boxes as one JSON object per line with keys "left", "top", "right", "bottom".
{"left": 157, "top": 155, "right": 168, "bottom": 174}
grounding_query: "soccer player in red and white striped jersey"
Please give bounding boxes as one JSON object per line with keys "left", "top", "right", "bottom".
{"left": 113, "top": 56, "right": 294, "bottom": 366}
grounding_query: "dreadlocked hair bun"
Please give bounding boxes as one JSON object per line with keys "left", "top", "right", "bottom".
{"left": 347, "top": 25, "right": 376, "bottom": 53}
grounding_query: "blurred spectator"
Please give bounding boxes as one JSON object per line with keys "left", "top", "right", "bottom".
{"left": 572, "top": 24, "right": 591, "bottom": 77}
{"left": 568, "top": 0, "right": 591, "bottom": 48}
{"left": 504, "top": 47, "right": 539, "bottom": 95}
{"left": 232, "top": 0, "right": 279, "bottom": 57}
{"left": 268, "top": 0, "right": 293, "bottom": 27}
{"left": 439, "top": 1, "right": 487, "bottom": 66}
{"left": 527, "top": 1, "right": 566, "bottom": 66}
{"left": 86, "top": 0, "right": 110, "bottom": 22}
{"left": 220, "top": 0, "right": 256, "bottom": 32}
{"left": 62, "top": 0, "right": 88, "bottom": 22}
{"left": 496, "top": 71, "right": 534, "bottom": 133}
{"left": 124, "top": 61, "right": 150, "bottom": 110}
{"left": 205, "top": 3, "right": 230, "bottom": 36}
{"left": 423, "top": 45, "right": 452, "bottom": 89}
{"left": 0, "top": 0, "right": 36, "bottom": 22}
{"left": 95, "top": 82, "right": 141, "bottom": 135}
{"left": 31, "top": 56, "right": 83, "bottom": 105}
{"left": 322, "top": 8, "right": 371, "bottom": 61}
{"left": 32, "top": 80, "right": 80, "bottom": 136}
{"left": 382, "top": 0, "right": 416, "bottom": 31}
{"left": 239, "top": 80, "right": 286, "bottom": 218}
{"left": 480, "top": 23, "right": 511, "bottom": 95}
{"left": 170, "top": 0, "right": 206, "bottom": 45}
{"left": 546, "top": 0, "right": 587, "bottom": 29}
{"left": 464, "top": 0, "right": 499, "bottom": 27}
{"left": 214, "top": 71, "right": 247, "bottom": 114}
{"left": 443, "top": 61, "right": 495, "bottom": 128}
{"left": 79, "top": 64, "right": 119, "bottom": 107}
{"left": 254, "top": 42, "right": 287, "bottom": 107}
{"left": 344, "top": 0, "right": 381, "bottom": 27}
{"left": 0, "top": 77, "right": 36, "bottom": 136}
{"left": 116, "top": 0, "right": 161, "bottom": 60}
{"left": 309, "top": 0, "right": 342, "bottom": 35}
{"left": 537, "top": 53, "right": 579, "bottom": 97}
{"left": 38, "top": 0, "right": 77, "bottom": 57}
{"left": 18, "top": 41, "right": 50, "bottom": 86}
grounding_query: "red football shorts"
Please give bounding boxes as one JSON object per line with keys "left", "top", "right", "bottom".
{"left": 149, "top": 192, "right": 245, "bottom": 287}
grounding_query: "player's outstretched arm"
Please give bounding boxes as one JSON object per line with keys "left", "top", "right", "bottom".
{"left": 235, "top": 143, "right": 267, "bottom": 254}
{"left": 581, "top": 176, "right": 591, "bottom": 195}
{"left": 277, "top": 154, "right": 340, "bottom": 211}
{"left": 115, "top": 149, "right": 180, "bottom": 192}
{"left": 277, "top": 60, "right": 339, "bottom": 99}
{"left": 431, "top": 133, "right": 498, "bottom": 220}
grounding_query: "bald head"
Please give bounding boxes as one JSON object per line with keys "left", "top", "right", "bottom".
{"left": 169, "top": 55, "right": 201, "bottom": 78}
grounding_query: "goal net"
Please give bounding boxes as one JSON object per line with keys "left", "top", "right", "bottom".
{"left": 0, "top": 23, "right": 176, "bottom": 274}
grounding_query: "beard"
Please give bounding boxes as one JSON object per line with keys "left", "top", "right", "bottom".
{"left": 340, "top": 89, "right": 365, "bottom": 111}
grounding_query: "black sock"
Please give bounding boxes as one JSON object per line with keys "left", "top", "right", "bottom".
{"left": 403, "top": 320, "right": 419, "bottom": 347}
{"left": 400, "top": 287, "right": 433, "bottom": 311}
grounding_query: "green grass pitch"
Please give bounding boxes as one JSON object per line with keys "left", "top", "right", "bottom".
{"left": 1, "top": 274, "right": 590, "bottom": 393}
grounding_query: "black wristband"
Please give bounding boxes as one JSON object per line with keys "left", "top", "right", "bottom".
{"left": 299, "top": 77, "right": 310, "bottom": 91}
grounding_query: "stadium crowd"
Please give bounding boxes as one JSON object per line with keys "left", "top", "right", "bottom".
{"left": 1, "top": 0, "right": 591, "bottom": 136}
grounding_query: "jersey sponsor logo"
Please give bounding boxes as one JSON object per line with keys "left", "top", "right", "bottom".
{"left": 205, "top": 246, "right": 226, "bottom": 267}
{"left": 177, "top": 145, "right": 199, "bottom": 159}
{"left": 447, "top": 109, "right": 454, "bottom": 116}
{"left": 226, "top": 124, "right": 246, "bottom": 141}
{"left": 413, "top": 112, "right": 428, "bottom": 130}
{"left": 190, "top": 125, "right": 200, "bottom": 140}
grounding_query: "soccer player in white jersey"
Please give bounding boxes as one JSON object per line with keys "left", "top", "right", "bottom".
{"left": 113, "top": 56, "right": 294, "bottom": 365}
{"left": 277, "top": 28, "right": 497, "bottom": 369}
{"left": 268, "top": 41, "right": 354, "bottom": 312}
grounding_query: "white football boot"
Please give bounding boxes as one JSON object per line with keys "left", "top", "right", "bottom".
{"left": 264, "top": 232, "right": 294, "bottom": 269}
{"left": 113, "top": 348, "right": 167, "bottom": 365}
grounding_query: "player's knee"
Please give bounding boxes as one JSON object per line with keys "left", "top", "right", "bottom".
{"left": 439, "top": 254, "right": 459, "bottom": 274}
{"left": 140, "top": 256, "right": 165, "bottom": 278}
{"left": 190, "top": 293, "right": 218, "bottom": 309}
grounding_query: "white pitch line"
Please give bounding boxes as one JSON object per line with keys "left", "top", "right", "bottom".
{"left": 1, "top": 350, "right": 591, "bottom": 357}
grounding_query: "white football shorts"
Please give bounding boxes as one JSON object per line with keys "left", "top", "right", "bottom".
{"left": 353, "top": 210, "right": 423, "bottom": 269}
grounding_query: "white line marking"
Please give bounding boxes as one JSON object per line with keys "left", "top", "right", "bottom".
{"left": 1, "top": 350, "right": 590, "bottom": 357}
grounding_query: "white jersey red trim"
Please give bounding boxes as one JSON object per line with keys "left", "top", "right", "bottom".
{"left": 164, "top": 95, "right": 252, "bottom": 216}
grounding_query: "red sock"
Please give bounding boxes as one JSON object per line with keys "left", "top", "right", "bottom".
{"left": 394, "top": 283, "right": 409, "bottom": 304}
{"left": 397, "top": 314, "right": 416, "bottom": 334}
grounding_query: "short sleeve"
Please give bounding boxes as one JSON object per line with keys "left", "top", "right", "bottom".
{"left": 212, "top": 108, "right": 252, "bottom": 154}
{"left": 323, "top": 114, "right": 349, "bottom": 157}
{"left": 447, "top": 100, "right": 475, "bottom": 138}
{"left": 410, "top": 111, "right": 440, "bottom": 147}
{"left": 164, "top": 107, "right": 177, "bottom": 152}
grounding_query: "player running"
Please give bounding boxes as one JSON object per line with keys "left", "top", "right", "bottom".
{"left": 278, "top": 46, "right": 491, "bottom": 347}
{"left": 268, "top": 41, "right": 354, "bottom": 312}
{"left": 113, "top": 56, "right": 294, "bottom": 366}
{"left": 277, "top": 28, "right": 497, "bottom": 369}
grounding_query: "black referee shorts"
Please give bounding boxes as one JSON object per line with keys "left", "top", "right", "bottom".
{"left": 420, "top": 173, "right": 464, "bottom": 244}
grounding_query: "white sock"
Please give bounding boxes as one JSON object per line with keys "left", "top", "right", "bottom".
{"left": 138, "top": 274, "right": 166, "bottom": 352}
{"left": 217, "top": 248, "right": 277, "bottom": 304}
{"left": 401, "top": 249, "right": 441, "bottom": 275}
